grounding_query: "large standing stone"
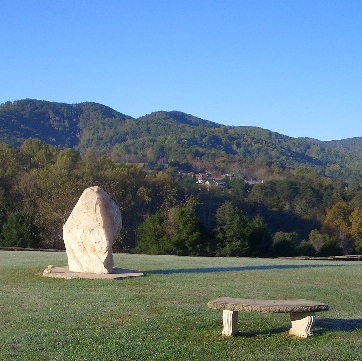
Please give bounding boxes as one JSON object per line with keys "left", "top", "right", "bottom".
{"left": 63, "top": 186, "right": 122, "bottom": 274}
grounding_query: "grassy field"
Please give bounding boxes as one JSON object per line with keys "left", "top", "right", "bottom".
{"left": 0, "top": 251, "right": 361, "bottom": 361}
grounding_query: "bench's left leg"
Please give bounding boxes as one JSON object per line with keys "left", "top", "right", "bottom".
{"left": 222, "top": 310, "right": 238, "bottom": 336}
{"left": 289, "top": 312, "right": 315, "bottom": 338}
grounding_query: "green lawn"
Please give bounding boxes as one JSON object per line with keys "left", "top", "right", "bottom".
{"left": 1, "top": 251, "right": 361, "bottom": 361}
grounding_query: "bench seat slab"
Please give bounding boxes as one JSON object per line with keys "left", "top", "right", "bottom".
{"left": 208, "top": 297, "right": 328, "bottom": 338}
{"left": 208, "top": 298, "right": 329, "bottom": 313}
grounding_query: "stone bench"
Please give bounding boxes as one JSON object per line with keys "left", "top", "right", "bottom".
{"left": 207, "top": 297, "right": 329, "bottom": 338}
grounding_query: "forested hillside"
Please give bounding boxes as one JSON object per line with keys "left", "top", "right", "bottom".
{"left": 1, "top": 99, "right": 362, "bottom": 256}
{"left": 0, "top": 99, "right": 133, "bottom": 149}
{"left": 323, "top": 137, "right": 362, "bottom": 158}
{"left": 1, "top": 99, "right": 362, "bottom": 183}
{"left": 0, "top": 140, "right": 361, "bottom": 256}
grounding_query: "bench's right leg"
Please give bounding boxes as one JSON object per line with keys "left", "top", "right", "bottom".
{"left": 222, "top": 310, "right": 238, "bottom": 336}
{"left": 289, "top": 312, "right": 315, "bottom": 338}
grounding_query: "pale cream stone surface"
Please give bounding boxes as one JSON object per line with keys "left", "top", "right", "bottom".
{"left": 222, "top": 310, "right": 239, "bottom": 336}
{"left": 63, "top": 186, "right": 122, "bottom": 274}
{"left": 289, "top": 312, "right": 315, "bottom": 338}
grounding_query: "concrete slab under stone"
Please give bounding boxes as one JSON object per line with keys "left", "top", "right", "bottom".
{"left": 43, "top": 265, "right": 144, "bottom": 279}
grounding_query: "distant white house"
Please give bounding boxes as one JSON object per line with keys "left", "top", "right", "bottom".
{"left": 244, "top": 179, "right": 264, "bottom": 185}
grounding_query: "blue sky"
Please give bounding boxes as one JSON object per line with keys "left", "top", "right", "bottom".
{"left": 1, "top": 0, "right": 362, "bottom": 141}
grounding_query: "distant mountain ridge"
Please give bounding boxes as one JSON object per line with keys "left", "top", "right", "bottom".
{"left": 321, "top": 137, "right": 362, "bottom": 157}
{"left": 0, "top": 99, "right": 133, "bottom": 148}
{"left": 1, "top": 99, "right": 362, "bottom": 182}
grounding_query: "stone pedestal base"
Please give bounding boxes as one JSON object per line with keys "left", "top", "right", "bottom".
{"left": 289, "top": 312, "right": 315, "bottom": 338}
{"left": 43, "top": 266, "right": 144, "bottom": 279}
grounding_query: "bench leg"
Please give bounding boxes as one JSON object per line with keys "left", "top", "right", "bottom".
{"left": 289, "top": 312, "right": 315, "bottom": 338}
{"left": 222, "top": 310, "right": 238, "bottom": 336}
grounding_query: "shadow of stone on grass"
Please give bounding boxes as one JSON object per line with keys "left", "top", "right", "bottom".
{"left": 315, "top": 318, "right": 362, "bottom": 333}
{"left": 233, "top": 326, "right": 289, "bottom": 338}
{"left": 146, "top": 263, "right": 358, "bottom": 275}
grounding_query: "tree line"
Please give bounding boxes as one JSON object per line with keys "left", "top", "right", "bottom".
{"left": 0, "top": 139, "right": 361, "bottom": 256}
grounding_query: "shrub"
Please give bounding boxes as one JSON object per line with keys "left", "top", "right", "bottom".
{"left": 0, "top": 212, "right": 40, "bottom": 248}
{"left": 272, "top": 231, "right": 299, "bottom": 257}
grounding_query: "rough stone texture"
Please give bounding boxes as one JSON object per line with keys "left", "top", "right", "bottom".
{"left": 63, "top": 186, "right": 122, "bottom": 274}
{"left": 208, "top": 297, "right": 329, "bottom": 338}
{"left": 289, "top": 312, "right": 315, "bottom": 338}
{"left": 207, "top": 297, "right": 329, "bottom": 313}
{"left": 222, "top": 310, "right": 239, "bottom": 336}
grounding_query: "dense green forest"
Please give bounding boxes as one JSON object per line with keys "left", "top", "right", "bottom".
{"left": 0, "top": 140, "right": 361, "bottom": 256}
{"left": 1, "top": 99, "right": 362, "bottom": 256}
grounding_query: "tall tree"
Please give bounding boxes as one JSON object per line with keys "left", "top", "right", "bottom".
{"left": 215, "top": 201, "right": 251, "bottom": 256}
{"left": 20, "top": 138, "right": 56, "bottom": 169}
{"left": 135, "top": 214, "right": 167, "bottom": 255}
{"left": 323, "top": 201, "right": 353, "bottom": 253}
{"left": 248, "top": 216, "right": 273, "bottom": 257}
{"left": 0, "top": 144, "right": 20, "bottom": 182}
{"left": 169, "top": 207, "right": 204, "bottom": 256}
{"left": 135, "top": 205, "right": 206, "bottom": 256}
{"left": 1, "top": 212, "right": 40, "bottom": 248}
{"left": 308, "top": 229, "right": 327, "bottom": 253}
{"left": 349, "top": 208, "right": 362, "bottom": 254}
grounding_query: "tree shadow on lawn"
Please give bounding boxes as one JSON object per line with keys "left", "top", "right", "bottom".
{"left": 315, "top": 318, "right": 362, "bottom": 334}
{"left": 146, "top": 263, "right": 359, "bottom": 275}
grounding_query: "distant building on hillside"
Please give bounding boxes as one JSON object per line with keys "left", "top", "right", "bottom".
{"left": 244, "top": 178, "right": 264, "bottom": 185}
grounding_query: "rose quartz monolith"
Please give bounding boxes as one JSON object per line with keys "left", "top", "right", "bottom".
{"left": 63, "top": 186, "right": 122, "bottom": 274}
